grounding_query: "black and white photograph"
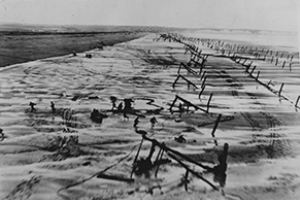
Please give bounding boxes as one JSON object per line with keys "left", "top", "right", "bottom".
{"left": 0, "top": 0, "right": 299, "bottom": 199}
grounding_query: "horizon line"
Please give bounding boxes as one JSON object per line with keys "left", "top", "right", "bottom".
{"left": 0, "top": 22, "right": 297, "bottom": 34}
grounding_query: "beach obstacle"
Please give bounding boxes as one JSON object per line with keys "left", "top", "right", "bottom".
{"left": 177, "top": 63, "right": 198, "bottom": 76}
{"left": 211, "top": 114, "right": 222, "bottom": 146}
{"left": 244, "top": 61, "right": 253, "bottom": 72}
{"left": 282, "top": 61, "right": 286, "bottom": 69}
{"left": 183, "top": 170, "right": 190, "bottom": 191}
{"left": 198, "top": 85, "right": 206, "bottom": 100}
{"left": 250, "top": 65, "right": 256, "bottom": 75}
{"left": 201, "top": 76, "right": 208, "bottom": 89}
{"left": 206, "top": 93, "right": 213, "bottom": 113}
{"left": 295, "top": 96, "right": 300, "bottom": 108}
{"left": 134, "top": 134, "right": 219, "bottom": 190}
{"left": 278, "top": 83, "right": 284, "bottom": 97}
{"left": 200, "top": 71, "right": 207, "bottom": 81}
{"left": 130, "top": 138, "right": 144, "bottom": 178}
{"left": 275, "top": 58, "right": 278, "bottom": 66}
{"left": 133, "top": 116, "right": 139, "bottom": 128}
{"left": 256, "top": 71, "right": 260, "bottom": 80}
{"left": 172, "top": 74, "right": 198, "bottom": 90}
{"left": 169, "top": 95, "right": 207, "bottom": 113}
{"left": 267, "top": 80, "right": 273, "bottom": 87}
{"left": 154, "top": 146, "right": 165, "bottom": 177}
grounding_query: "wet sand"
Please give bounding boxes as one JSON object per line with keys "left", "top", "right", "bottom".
{"left": 0, "top": 33, "right": 300, "bottom": 200}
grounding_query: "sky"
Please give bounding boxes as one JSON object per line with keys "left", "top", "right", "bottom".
{"left": 0, "top": 0, "right": 299, "bottom": 32}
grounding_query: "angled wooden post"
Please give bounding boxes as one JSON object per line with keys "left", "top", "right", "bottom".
{"left": 154, "top": 148, "right": 164, "bottom": 177}
{"left": 295, "top": 96, "right": 300, "bottom": 108}
{"left": 201, "top": 76, "right": 207, "bottom": 89}
{"left": 275, "top": 58, "right": 278, "bottom": 66}
{"left": 177, "top": 64, "right": 182, "bottom": 74}
{"left": 250, "top": 65, "right": 256, "bottom": 75}
{"left": 267, "top": 80, "right": 272, "bottom": 87}
{"left": 256, "top": 71, "right": 260, "bottom": 80}
{"left": 282, "top": 61, "right": 286, "bottom": 69}
{"left": 211, "top": 114, "right": 222, "bottom": 144}
{"left": 199, "top": 65, "right": 203, "bottom": 76}
{"left": 184, "top": 170, "right": 189, "bottom": 191}
{"left": 169, "top": 96, "right": 178, "bottom": 112}
{"left": 278, "top": 83, "right": 284, "bottom": 96}
{"left": 207, "top": 93, "right": 213, "bottom": 113}
{"left": 172, "top": 75, "right": 181, "bottom": 88}
{"left": 198, "top": 85, "right": 205, "bottom": 100}
{"left": 130, "top": 138, "right": 144, "bottom": 178}
{"left": 245, "top": 64, "right": 250, "bottom": 73}
{"left": 200, "top": 71, "right": 206, "bottom": 81}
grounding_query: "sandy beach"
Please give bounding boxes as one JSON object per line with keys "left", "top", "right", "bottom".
{"left": 0, "top": 31, "right": 300, "bottom": 200}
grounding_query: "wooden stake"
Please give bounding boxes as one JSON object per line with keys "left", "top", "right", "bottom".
{"left": 282, "top": 61, "right": 286, "bottom": 68}
{"left": 200, "top": 71, "right": 206, "bottom": 81}
{"left": 131, "top": 138, "right": 144, "bottom": 178}
{"left": 278, "top": 83, "right": 284, "bottom": 96}
{"left": 172, "top": 75, "right": 180, "bottom": 88}
{"left": 295, "top": 96, "right": 300, "bottom": 108}
{"left": 201, "top": 76, "right": 208, "bottom": 89}
{"left": 177, "top": 65, "right": 182, "bottom": 74}
{"left": 154, "top": 148, "right": 164, "bottom": 177}
{"left": 211, "top": 114, "right": 222, "bottom": 138}
{"left": 198, "top": 85, "right": 206, "bottom": 100}
{"left": 256, "top": 71, "right": 260, "bottom": 80}
{"left": 207, "top": 93, "right": 213, "bottom": 113}
{"left": 169, "top": 96, "right": 178, "bottom": 112}
{"left": 250, "top": 66, "right": 256, "bottom": 75}
{"left": 267, "top": 80, "right": 272, "bottom": 87}
{"left": 184, "top": 170, "right": 189, "bottom": 191}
